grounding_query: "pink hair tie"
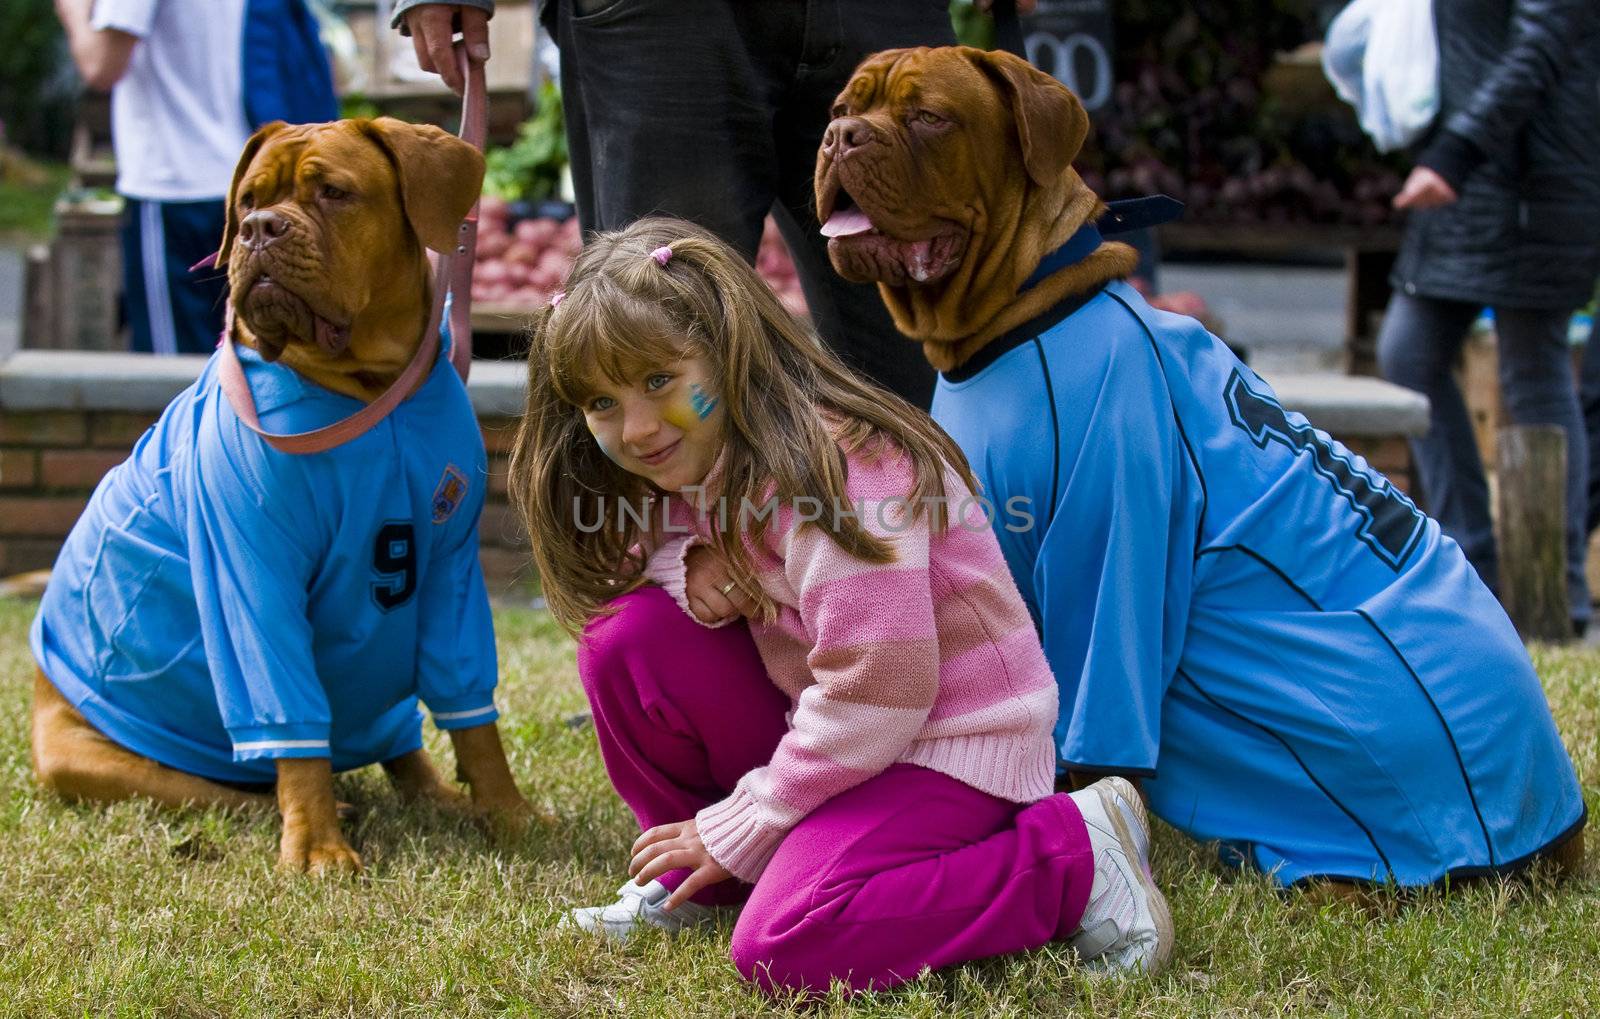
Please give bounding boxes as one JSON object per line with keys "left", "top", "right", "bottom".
{"left": 650, "top": 245, "right": 674, "bottom": 267}
{"left": 549, "top": 291, "right": 564, "bottom": 308}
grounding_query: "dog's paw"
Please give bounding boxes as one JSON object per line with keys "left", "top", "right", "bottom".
{"left": 412, "top": 780, "right": 473, "bottom": 813}
{"left": 278, "top": 833, "right": 364, "bottom": 877}
{"left": 477, "top": 794, "right": 551, "bottom": 845}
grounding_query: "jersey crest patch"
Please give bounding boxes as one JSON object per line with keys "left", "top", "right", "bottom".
{"left": 1224, "top": 368, "right": 1424, "bottom": 571}
{"left": 431, "top": 464, "right": 470, "bottom": 524}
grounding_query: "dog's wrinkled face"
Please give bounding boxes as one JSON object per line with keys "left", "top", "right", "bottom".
{"left": 222, "top": 122, "right": 403, "bottom": 361}
{"left": 814, "top": 48, "right": 1008, "bottom": 288}
{"left": 815, "top": 47, "right": 1101, "bottom": 357}
{"left": 218, "top": 118, "right": 484, "bottom": 365}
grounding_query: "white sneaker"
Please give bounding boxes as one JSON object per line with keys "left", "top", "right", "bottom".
{"left": 1066, "top": 777, "right": 1174, "bottom": 975}
{"left": 562, "top": 879, "right": 732, "bottom": 940}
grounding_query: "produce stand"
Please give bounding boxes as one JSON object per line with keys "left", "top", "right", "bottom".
{"left": 1065, "top": 3, "right": 1411, "bottom": 378}
{"left": 470, "top": 304, "right": 535, "bottom": 361}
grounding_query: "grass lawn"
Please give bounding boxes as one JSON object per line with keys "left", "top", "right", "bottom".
{"left": 1, "top": 595, "right": 1597, "bottom": 1016}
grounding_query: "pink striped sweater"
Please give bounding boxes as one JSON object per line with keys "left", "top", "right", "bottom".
{"left": 643, "top": 438, "right": 1058, "bottom": 882}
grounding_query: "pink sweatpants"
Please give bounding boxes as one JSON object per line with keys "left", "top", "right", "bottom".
{"left": 577, "top": 586, "right": 1095, "bottom": 994}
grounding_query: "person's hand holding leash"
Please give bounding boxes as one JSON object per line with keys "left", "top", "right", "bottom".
{"left": 683, "top": 544, "right": 755, "bottom": 625}
{"left": 629, "top": 818, "right": 734, "bottom": 909}
{"left": 405, "top": 3, "right": 490, "bottom": 94}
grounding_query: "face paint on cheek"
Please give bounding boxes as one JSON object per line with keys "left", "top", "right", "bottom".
{"left": 661, "top": 405, "right": 695, "bottom": 432}
{"left": 689, "top": 383, "right": 720, "bottom": 421}
{"left": 587, "top": 420, "right": 624, "bottom": 465}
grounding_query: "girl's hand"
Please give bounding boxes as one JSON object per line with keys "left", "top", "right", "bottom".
{"left": 629, "top": 819, "right": 733, "bottom": 909}
{"left": 683, "top": 545, "right": 756, "bottom": 625}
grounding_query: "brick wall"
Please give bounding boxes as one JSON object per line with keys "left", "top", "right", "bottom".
{"left": 477, "top": 415, "right": 535, "bottom": 595}
{"left": 0, "top": 354, "right": 1425, "bottom": 593}
{"left": 0, "top": 356, "right": 538, "bottom": 596}
{"left": 0, "top": 410, "right": 143, "bottom": 576}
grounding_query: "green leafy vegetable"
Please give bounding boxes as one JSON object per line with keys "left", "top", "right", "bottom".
{"left": 484, "top": 81, "right": 566, "bottom": 202}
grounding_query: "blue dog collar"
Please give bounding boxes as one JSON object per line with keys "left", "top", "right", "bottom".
{"left": 1019, "top": 195, "right": 1186, "bottom": 294}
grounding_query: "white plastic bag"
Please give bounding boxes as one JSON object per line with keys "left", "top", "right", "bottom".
{"left": 1322, "top": 0, "right": 1440, "bottom": 152}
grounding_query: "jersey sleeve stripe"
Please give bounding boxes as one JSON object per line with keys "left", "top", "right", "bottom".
{"left": 431, "top": 705, "right": 497, "bottom": 722}
{"left": 232, "top": 739, "right": 332, "bottom": 752}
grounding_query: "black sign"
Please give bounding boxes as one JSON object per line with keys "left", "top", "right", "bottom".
{"left": 1020, "top": 0, "right": 1116, "bottom": 113}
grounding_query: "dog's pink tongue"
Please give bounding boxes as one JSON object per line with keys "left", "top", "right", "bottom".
{"left": 821, "top": 208, "right": 875, "bottom": 238}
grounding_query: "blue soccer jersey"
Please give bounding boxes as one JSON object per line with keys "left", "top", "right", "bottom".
{"left": 31, "top": 340, "right": 499, "bottom": 784}
{"left": 932, "top": 279, "right": 1585, "bottom": 886}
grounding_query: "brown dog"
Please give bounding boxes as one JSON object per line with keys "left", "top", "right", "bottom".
{"left": 815, "top": 45, "right": 1136, "bottom": 374}
{"left": 30, "top": 118, "right": 534, "bottom": 875}
{"left": 815, "top": 47, "right": 1587, "bottom": 888}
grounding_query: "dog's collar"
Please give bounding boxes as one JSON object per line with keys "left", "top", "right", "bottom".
{"left": 1098, "top": 194, "right": 1187, "bottom": 235}
{"left": 1018, "top": 195, "right": 1185, "bottom": 294}
{"left": 945, "top": 196, "right": 1184, "bottom": 383}
{"left": 1018, "top": 223, "right": 1103, "bottom": 294}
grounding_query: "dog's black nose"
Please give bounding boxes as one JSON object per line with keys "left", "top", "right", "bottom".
{"left": 239, "top": 209, "right": 292, "bottom": 251}
{"left": 823, "top": 117, "right": 876, "bottom": 158}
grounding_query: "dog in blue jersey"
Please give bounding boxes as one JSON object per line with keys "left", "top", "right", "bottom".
{"left": 815, "top": 46, "right": 1584, "bottom": 888}
{"left": 29, "top": 118, "right": 535, "bottom": 875}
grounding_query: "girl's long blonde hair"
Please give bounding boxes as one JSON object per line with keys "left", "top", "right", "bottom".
{"left": 509, "top": 216, "right": 978, "bottom": 634}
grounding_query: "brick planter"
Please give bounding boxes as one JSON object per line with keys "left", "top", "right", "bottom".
{"left": 0, "top": 352, "right": 1427, "bottom": 594}
{"left": 0, "top": 352, "right": 536, "bottom": 595}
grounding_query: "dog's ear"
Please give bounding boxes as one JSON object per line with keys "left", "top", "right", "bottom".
{"left": 972, "top": 49, "right": 1088, "bottom": 187}
{"left": 358, "top": 117, "right": 486, "bottom": 254}
{"left": 217, "top": 121, "right": 290, "bottom": 268}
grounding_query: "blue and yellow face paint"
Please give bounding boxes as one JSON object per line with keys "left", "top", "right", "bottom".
{"left": 589, "top": 426, "right": 621, "bottom": 465}
{"left": 662, "top": 381, "right": 721, "bottom": 433}
{"left": 689, "top": 382, "right": 720, "bottom": 421}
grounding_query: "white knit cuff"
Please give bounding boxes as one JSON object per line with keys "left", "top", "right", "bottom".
{"left": 642, "top": 536, "right": 732, "bottom": 629}
{"left": 696, "top": 785, "right": 789, "bottom": 883}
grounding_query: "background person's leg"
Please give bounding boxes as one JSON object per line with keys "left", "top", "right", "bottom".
{"left": 160, "top": 199, "right": 229, "bottom": 354}
{"left": 1581, "top": 333, "right": 1600, "bottom": 537}
{"left": 731, "top": 764, "right": 1094, "bottom": 995}
{"left": 771, "top": 0, "right": 957, "bottom": 409}
{"left": 1494, "top": 306, "right": 1591, "bottom": 631}
{"left": 118, "top": 198, "right": 157, "bottom": 354}
{"left": 117, "top": 198, "right": 227, "bottom": 356}
{"left": 1376, "top": 293, "right": 1493, "bottom": 587}
{"left": 577, "top": 586, "right": 789, "bottom": 906}
{"left": 553, "top": 0, "right": 596, "bottom": 231}
{"left": 555, "top": 0, "right": 789, "bottom": 253}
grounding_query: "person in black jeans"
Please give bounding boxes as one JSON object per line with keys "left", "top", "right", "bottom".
{"left": 1375, "top": 0, "right": 1600, "bottom": 635}
{"left": 1579, "top": 287, "right": 1600, "bottom": 543}
{"left": 395, "top": 0, "right": 1000, "bottom": 408}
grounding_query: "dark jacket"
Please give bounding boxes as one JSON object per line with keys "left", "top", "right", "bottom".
{"left": 1392, "top": 0, "right": 1600, "bottom": 309}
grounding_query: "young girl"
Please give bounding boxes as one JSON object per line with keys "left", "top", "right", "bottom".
{"left": 510, "top": 217, "right": 1173, "bottom": 995}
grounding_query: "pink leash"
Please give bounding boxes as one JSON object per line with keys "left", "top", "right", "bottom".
{"left": 216, "top": 45, "right": 486, "bottom": 455}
